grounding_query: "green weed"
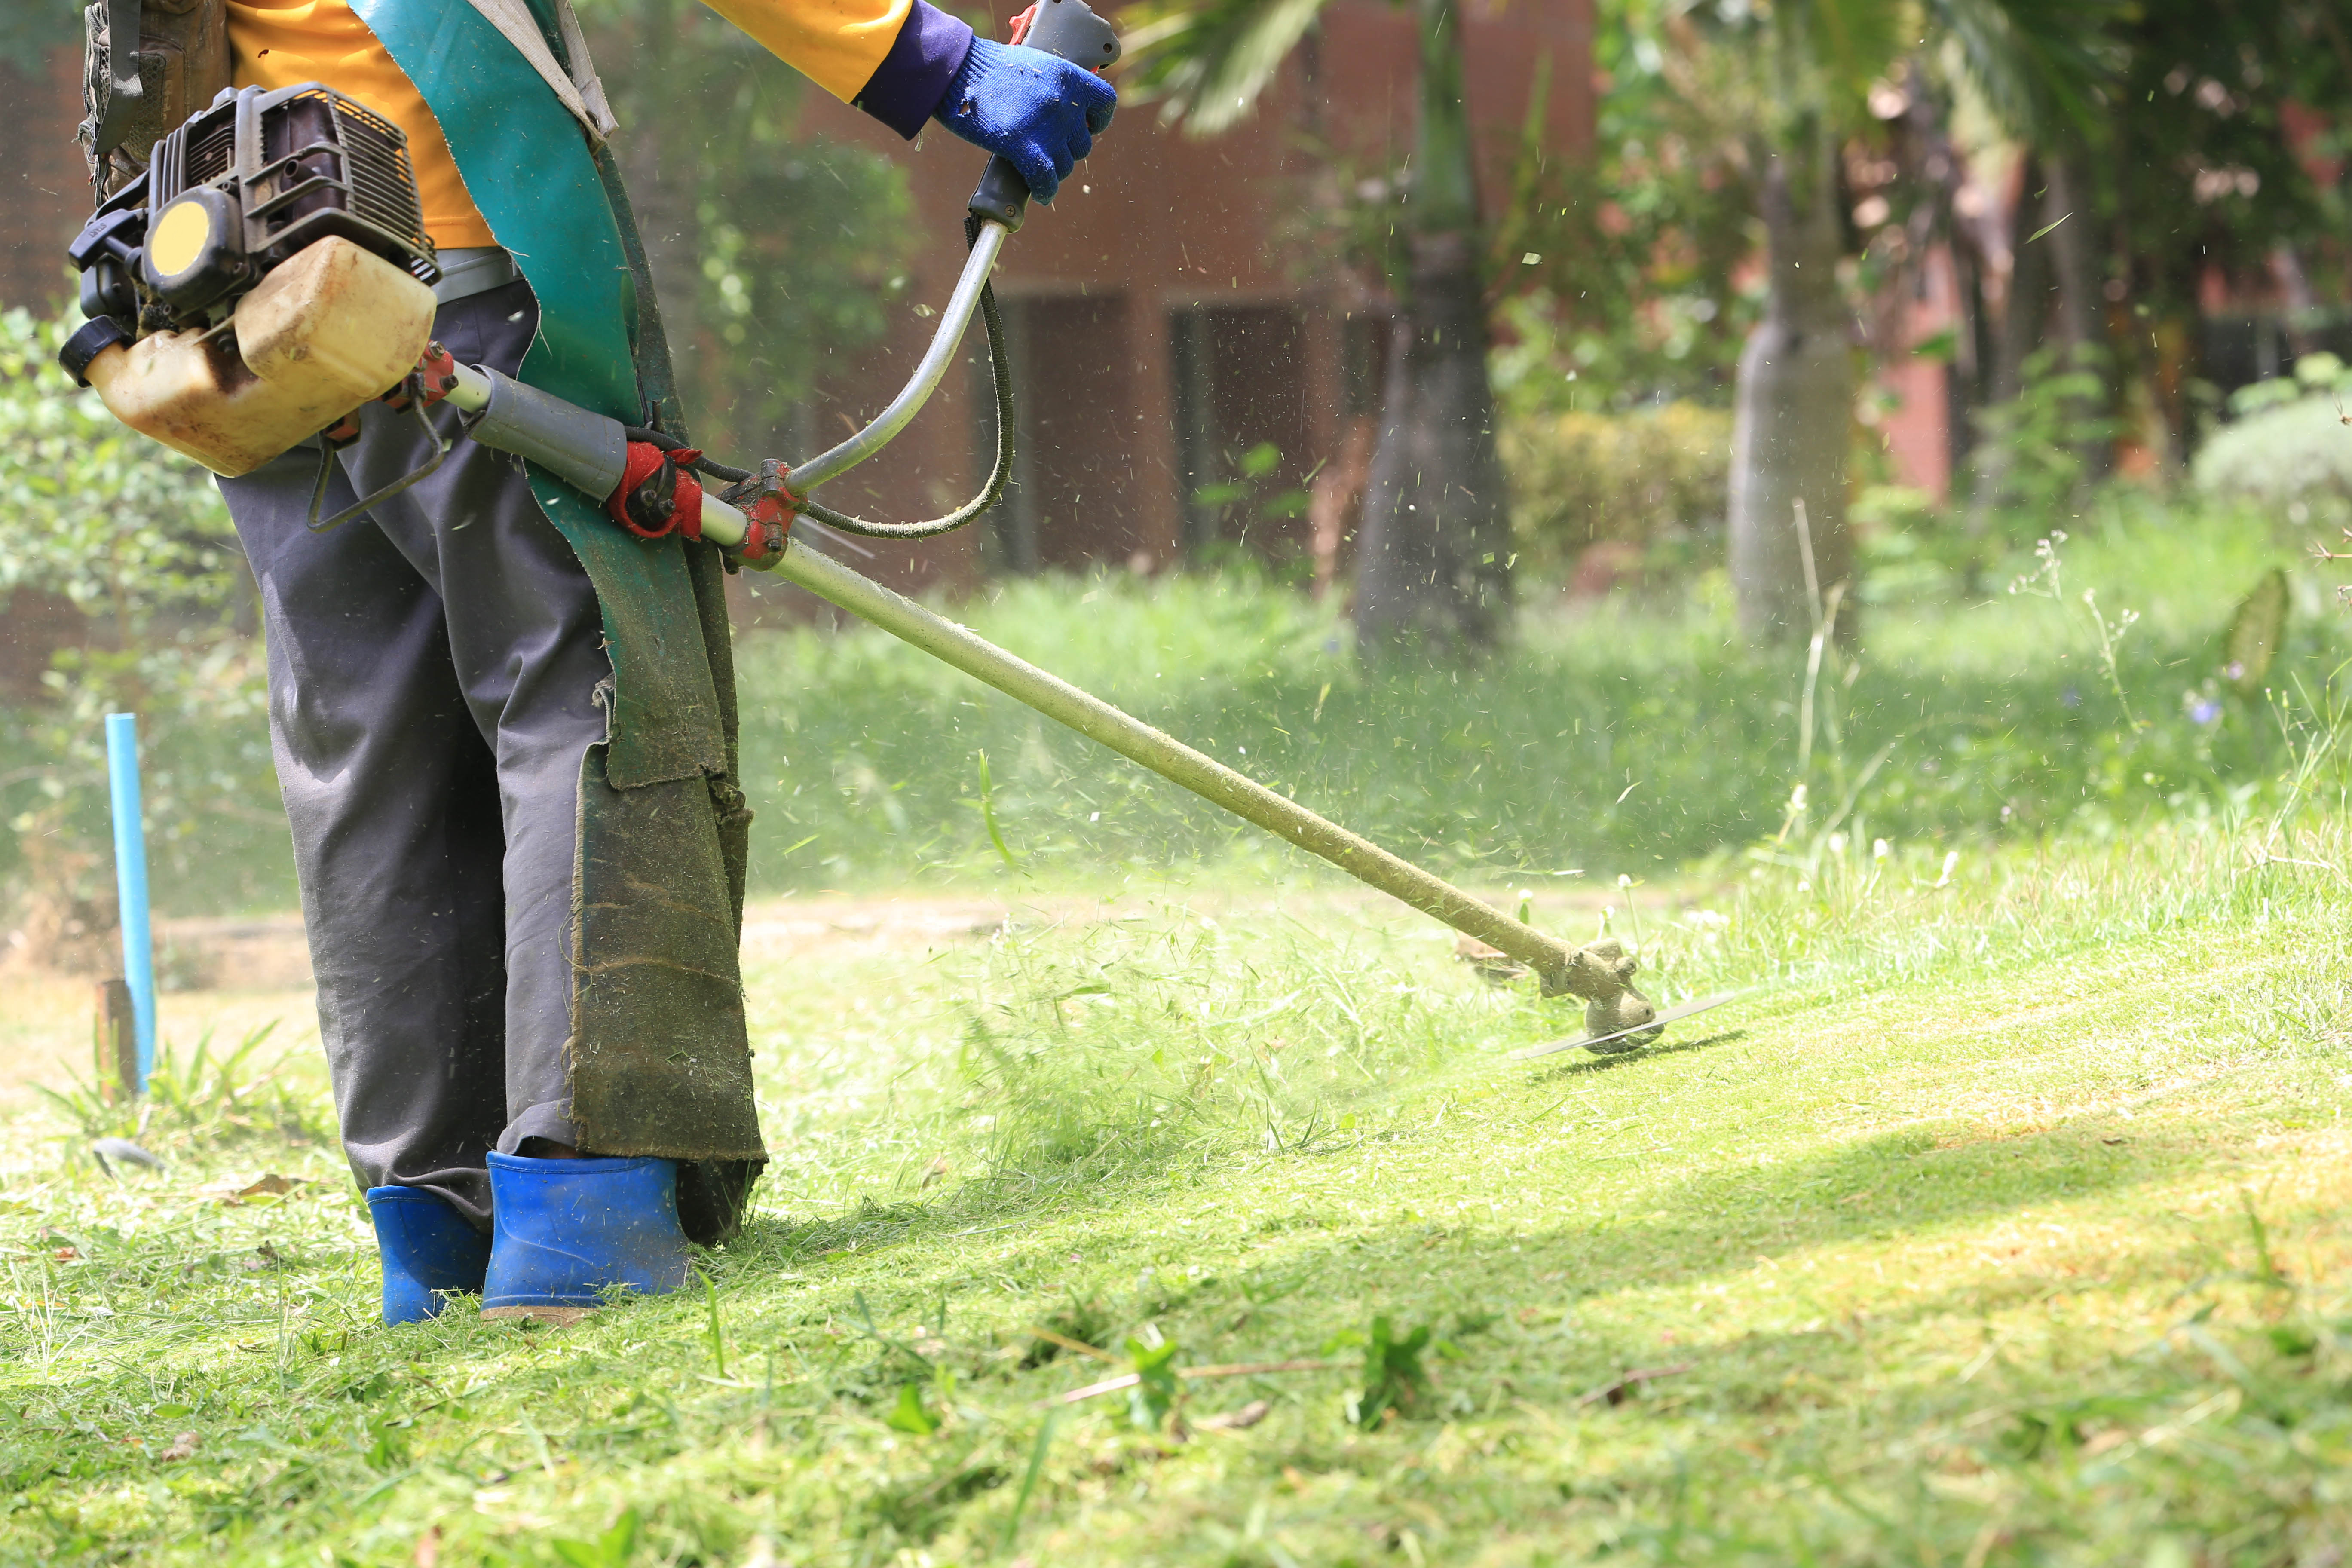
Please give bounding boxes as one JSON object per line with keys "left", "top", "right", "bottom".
{"left": 1123, "top": 1332, "right": 1181, "bottom": 1431}
{"left": 1329, "top": 1314, "right": 1436, "bottom": 1428}
{"left": 547, "top": 1508, "right": 640, "bottom": 1568}
{"left": 33, "top": 1022, "right": 328, "bottom": 1155}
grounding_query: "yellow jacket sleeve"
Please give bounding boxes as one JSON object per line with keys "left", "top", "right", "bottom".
{"left": 698, "top": 0, "right": 911, "bottom": 102}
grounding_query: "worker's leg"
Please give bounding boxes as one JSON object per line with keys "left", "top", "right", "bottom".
{"left": 331, "top": 282, "right": 612, "bottom": 1161}
{"left": 220, "top": 281, "right": 609, "bottom": 1225}
{"left": 221, "top": 427, "right": 513, "bottom": 1227}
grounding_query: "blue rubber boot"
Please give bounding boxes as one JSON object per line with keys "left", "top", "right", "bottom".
{"left": 365, "top": 1187, "right": 492, "bottom": 1326}
{"left": 481, "top": 1152, "right": 694, "bottom": 1318}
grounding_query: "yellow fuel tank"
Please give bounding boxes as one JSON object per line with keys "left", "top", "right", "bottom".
{"left": 83, "top": 236, "right": 437, "bottom": 477}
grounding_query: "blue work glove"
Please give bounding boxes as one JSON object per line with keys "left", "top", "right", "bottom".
{"left": 933, "top": 36, "right": 1117, "bottom": 205}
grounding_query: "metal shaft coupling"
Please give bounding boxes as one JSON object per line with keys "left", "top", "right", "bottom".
{"left": 1548, "top": 938, "right": 1660, "bottom": 1049}
{"left": 718, "top": 459, "right": 799, "bottom": 570}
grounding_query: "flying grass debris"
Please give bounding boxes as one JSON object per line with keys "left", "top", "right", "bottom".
{"left": 1507, "top": 989, "right": 1750, "bottom": 1060}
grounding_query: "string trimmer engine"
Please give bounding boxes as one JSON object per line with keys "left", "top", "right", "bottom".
{"left": 58, "top": 83, "right": 443, "bottom": 481}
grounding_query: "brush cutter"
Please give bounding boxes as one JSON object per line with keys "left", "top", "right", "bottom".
{"left": 61, "top": 0, "right": 1686, "bottom": 1055}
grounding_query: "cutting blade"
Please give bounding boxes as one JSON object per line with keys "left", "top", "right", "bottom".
{"left": 1506, "top": 989, "right": 1752, "bottom": 1062}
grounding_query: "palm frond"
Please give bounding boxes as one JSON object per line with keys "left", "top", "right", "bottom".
{"left": 1796, "top": 0, "right": 1911, "bottom": 107}
{"left": 1931, "top": 0, "right": 2126, "bottom": 136}
{"left": 1118, "top": 0, "right": 1334, "bottom": 136}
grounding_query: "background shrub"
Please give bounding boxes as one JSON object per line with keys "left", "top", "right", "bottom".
{"left": 0, "top": 308, "right": 288, "bottom": 944}
{"left": 1502, "top": 400, "right": 1732, "bottom": 583}
{"left": 2194, "top": 352, "right": 2352, "bottom": 528}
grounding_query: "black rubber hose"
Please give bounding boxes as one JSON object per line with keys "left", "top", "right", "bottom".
{"left": 623, "top": 425, "right": 751, "bottom": 486}
{"left": 794, "top": 277, "right": 1013, "bottom": 540}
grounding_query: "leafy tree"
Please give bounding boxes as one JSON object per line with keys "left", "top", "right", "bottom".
{"left": 2083, "top": 2, "right": 2351, "bottom": 450}
{"left": 1491, "top": 4, "right": 1761, "bottom": 424}
{"left": 1127, "top": 0, "right": 1513, "bottom": 650}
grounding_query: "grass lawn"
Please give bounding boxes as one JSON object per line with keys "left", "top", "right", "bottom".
{"left": 6, "top": 815, "right": 2352, "bottom": 1565}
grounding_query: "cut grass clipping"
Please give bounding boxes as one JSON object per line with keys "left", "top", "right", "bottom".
{"left": 7, "top": 811, "right": 2352, "bottom": 1564}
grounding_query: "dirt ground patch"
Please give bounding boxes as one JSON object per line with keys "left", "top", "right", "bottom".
{"left": 0, "top": 879, "right": 1646, "bottom": 1112}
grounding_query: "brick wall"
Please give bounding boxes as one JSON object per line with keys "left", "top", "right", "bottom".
{"left": 0, "top": 48, "right": 91, "bottom": 315}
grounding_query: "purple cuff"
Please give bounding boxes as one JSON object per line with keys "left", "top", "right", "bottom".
{"left": 854, "top": 0, "right": 976, "bottom": 140}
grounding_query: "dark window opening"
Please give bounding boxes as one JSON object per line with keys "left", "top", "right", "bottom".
{"left": 971, "top": 291, "right": 1136, "bottom": 574}
{"left": 1168, "top": 304, "right": 1312, "bottom": 563}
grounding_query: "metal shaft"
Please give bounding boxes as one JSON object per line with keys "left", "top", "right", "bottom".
{"left": 770, "top": 539, "right": 1641, "bottom": 1009}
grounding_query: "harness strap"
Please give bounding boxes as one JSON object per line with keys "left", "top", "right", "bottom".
{"left": 91, "top": 0, "right": 148, "bottom": 158}
{"left": 460, "top": 0, "right": 618, "bottom": 144}
{"left": 521, "top": 0, "right": 692, "bottom": 442}
{"left": 79, "top": 0, "right": 234, "bottom": 195}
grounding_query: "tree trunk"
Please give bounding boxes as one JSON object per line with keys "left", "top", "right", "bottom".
{"left": 1350, "top": 0, "right": 1512, "bottom": 651}
{"left": 1986, "top": 153, "right": 2048, "bottom": 408}
{"left": 1967, "top": 150, "right": 2047, "bottom": 530}
{"left": 1727, "top": 136, "right": 1854, "bottom": 644}
{"left": 2043, "top": 149, "right": 2110, "bottom": 487}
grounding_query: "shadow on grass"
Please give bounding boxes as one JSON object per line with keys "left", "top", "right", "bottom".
{"left": 1204, "top": 1121, "right": 2195, "bottom": 1330}
{"left": 721, "top": 1108, "right": 2206, "bottom": 1366}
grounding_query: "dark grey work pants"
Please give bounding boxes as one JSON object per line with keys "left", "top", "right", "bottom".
{"left": 220, "top": 282, "right": 600, "bottom": 1228}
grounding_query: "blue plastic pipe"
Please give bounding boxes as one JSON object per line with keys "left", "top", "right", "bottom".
{"left": 104, "top": 712, "right": 156, "bottom": 1092}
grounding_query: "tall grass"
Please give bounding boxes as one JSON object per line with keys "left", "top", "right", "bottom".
{"left": 3, "top": 490, "right": 2331, "bottom": 918}
{"left": 738, "top": 493, "right": 2342, "bottom": 891}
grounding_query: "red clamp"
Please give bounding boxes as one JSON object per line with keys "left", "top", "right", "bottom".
{"left": 607, "top": 441, "right": 706, "bottom": 541}
{"left": 720, "top": 459, "right": 799, "bottom": 566}
{"left": 385, "top": 342, "right": 461, "bottom": 413}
